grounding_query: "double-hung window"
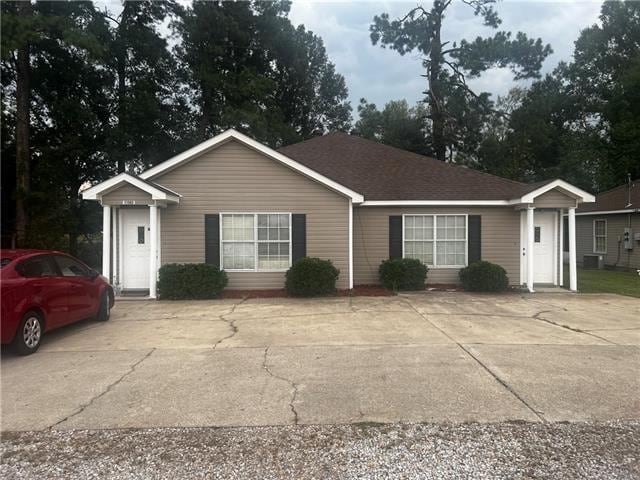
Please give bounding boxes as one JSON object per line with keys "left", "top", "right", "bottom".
{"left": 221, "top": 213, "right": 291, "bottom": 271}
{"left": 404, "top": 215, "right": 467, "bottom": 267}
{"left": 593, "top": 219, "right": 607, "bottom": 254}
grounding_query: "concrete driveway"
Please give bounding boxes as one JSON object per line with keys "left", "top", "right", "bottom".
{"left": 2, "top": 292, "right": 639, "bottom": 431}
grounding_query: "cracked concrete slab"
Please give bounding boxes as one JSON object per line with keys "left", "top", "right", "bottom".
{"left": 219, "top": 310, "right": 453, "bottom": 348}
{"left": 264, "top": 345, "right": 540, "bottom": 424}
{"left": 0, "top": 349, "right": 150, "bottom": 431}
{"left": 585, "top": 328, "right": 640, "bottom": 345}
{"left": 39, "top": 318, "right": 232, "bottom": 352}
{"left": 1, "top": 292, "right": 638, "bottom": 432}
{"left": 428, "top": 314, "right": 611, "bottom": 345}
{"left": 466, "top": 345, "right": 640, "bottom": 422}
{"left": 55, "top": 348, "right": 294, "bottom": 430}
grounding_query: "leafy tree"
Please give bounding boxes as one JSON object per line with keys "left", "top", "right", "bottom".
{"left": 102, "top": 0, "right": 192, "bottom": 172}
{"left": 353, "top": 98, "right": 430, "bottom": 155}
{"left": 565, "top": 0, "right": 640, "bottom": 189}
{"left": 370, "top": 0, "right": 552, "bottom": 161}
{"left": 174, "top": 0, "right": 351, "bottom": 147}
{"left": 1, "top": 0, "right": 108, "bottom": 247}
{"left": 475, "top": 1, "right": 640, "bottom": 192}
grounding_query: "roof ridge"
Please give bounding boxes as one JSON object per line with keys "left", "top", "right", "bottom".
{"left": 281, "top": 132, "right": 528, "bottom": 189}
{"left": 596, "top": 179, "right": 639, "bottom": 196}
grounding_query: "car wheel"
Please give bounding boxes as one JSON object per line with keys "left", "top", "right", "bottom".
{"left": 13, "top": 311, "right": 44, "bottom": 355}
{"left": 96, "top": 291, "right": 111, "bottom": 322}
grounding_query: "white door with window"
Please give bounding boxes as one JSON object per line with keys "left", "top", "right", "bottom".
{"left": 533, "top": 212, "right": 556, "bottom": 284}
{"left": 122, "top": 209, "right": 150, "bottom": 289}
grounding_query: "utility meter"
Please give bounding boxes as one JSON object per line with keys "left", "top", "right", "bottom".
{"left": 623, "top": 228, "right": 633, "bottom": 250}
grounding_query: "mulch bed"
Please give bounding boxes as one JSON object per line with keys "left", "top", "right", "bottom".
{"left": 218, "top": 284, "right": 471, "bottom": 299}
{"left": 219, "top": 285, "right": 394, "bottom": 299}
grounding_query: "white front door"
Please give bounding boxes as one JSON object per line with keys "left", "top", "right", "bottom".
{"left": 533, "top": 212, "right": 556, "bottom": 284}
{"left": 122, "top": 208, "right": 150, "bottom": 289}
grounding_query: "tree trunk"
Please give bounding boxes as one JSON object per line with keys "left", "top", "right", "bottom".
{"left": 15, "top": 1, "right": 32, "bottom": 246}
{"left": 428, "top": 3, "right": 446, "bottom": 161}
{"left": 116, "top": 51, "right": 126, "bottom": 173}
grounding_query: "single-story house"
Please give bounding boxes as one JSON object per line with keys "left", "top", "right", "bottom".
{"left": 572, "top": 179, "right": 639, "bottom": 270}
{"left": 82, "top": 129, "right": 595, "bottom": 297}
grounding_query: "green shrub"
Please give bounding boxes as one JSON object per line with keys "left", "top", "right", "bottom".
{"left": 459, "top": 261, "right": 509, "bottom": 292}
{"left": 378, "top": 258, "right": 428, "bottom": 291}
{"left": 285, "top": 257, "right": 340, "bottom": 297}
{"left": 158, "top": 263, "right": 228, "bottom": 300}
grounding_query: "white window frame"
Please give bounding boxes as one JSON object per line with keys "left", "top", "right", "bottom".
{"left": 593, "top": 219, "right": 607, "bottom": 254}
{"left": 402, "top": 214, "right": 468, "bottom": 269}
{"left": 220, "top": 212, "right": 292, "bottom": 272}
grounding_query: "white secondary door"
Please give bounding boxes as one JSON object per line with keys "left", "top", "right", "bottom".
{"left": 122, "top": 208, "right": 150, "bottom": 289}
{"left": 533, "top": 212, "right": 556, "bottom": 284}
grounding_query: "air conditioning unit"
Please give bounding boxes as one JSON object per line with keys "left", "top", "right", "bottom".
{"left": 583, "top": 254, "right": 604, "bottom": 269}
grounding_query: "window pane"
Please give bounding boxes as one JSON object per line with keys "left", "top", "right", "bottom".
{"left": 279, "top": 214, "right": 289, "bottom": 228}
{"left": 280, "top": 227, "right": 289, "bottom": 240}
{"left": 404, "top": 241, "right": 433, "bottom": 265}
{"left": 222, "top": 242, "right": 254, "bottom": 270}
{"left": 258, "top": 215, "right": 267, "bottom": 227}
{"left": 405, "top": 216, "right": 414, "bottom": 228}
{"left": 268, "top": 228, "right": 278, "bottom": 240}
{"left": 405, "top": 227, "right": 414, "bottom": 240}
{"left": 258, "top": 227, "right": 268, "bottom": 240}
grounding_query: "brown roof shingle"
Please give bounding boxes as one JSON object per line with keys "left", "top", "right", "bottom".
{"left": 279, "top": 133, "right": 537, "bottom": 201}
{"left": 577, "top": 180, "right": 639, "bottom": 213}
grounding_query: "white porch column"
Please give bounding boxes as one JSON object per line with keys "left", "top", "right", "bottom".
{"left": 102, "top": 205, "right": 111, "bottom": 281}
{"left": 149, "top": 204, "right": 159, "bottom": 299}
{"left": 568, "top": 206, "right": 577, "bottom": 291}
{"left": 558, "top": 209, "right": 564, "bottom": 287}
{"left": 526, "top": 205, "right": 535, "bottom": 292}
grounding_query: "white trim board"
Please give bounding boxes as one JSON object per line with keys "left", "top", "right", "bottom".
{"left": 361, "top": 200, "right": 511, "bottom": 206}
{"left": 139, "top": 129, "right": 364, "bottom": 203}
{"left": 574, "top": 209, "right": 638, "bottom": 216}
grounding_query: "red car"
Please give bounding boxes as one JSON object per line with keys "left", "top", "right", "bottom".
{"left": 1, "top": 250, "right": 114, "bottom": 355}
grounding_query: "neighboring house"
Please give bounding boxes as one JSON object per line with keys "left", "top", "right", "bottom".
{"left": 82, "top": 129, "right": 594, "bottom": 297}
{"left": 573, "top": 180, "right": 639, "bottom": 271}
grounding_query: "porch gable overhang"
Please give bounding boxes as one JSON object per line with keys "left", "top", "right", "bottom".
{"left": 513, "top": 179, "right": 595, "bottom": 205}
{"left": 81, "top": 173, "right": 180, "bottom": 204}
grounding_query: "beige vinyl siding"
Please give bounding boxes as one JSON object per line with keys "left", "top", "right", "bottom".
{"left": 101, "top": 184, "right": 152, "bottom": 205}
{"left": 534, "top": 190, "right": 577, "bottom": 208}
{"left": 353, "top": 206, "right": 521, "bottom": 286}
{"left": 153, "top": 139, "right": 350, "bottom": 289}
{"left": 575, "top": 212, "right": 640, "bottom": 270}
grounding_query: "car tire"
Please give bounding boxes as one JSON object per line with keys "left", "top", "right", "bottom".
{"left": 96, "top": 291, "right": 111, "bottom": 322}
{"left": 13, "top": 311, "right": 44, "bottom": 355}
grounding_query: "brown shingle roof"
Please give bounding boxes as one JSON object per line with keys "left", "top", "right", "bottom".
{"left": 577, "top": 180, "right": 639, "bottom": 213}
{"left": 279, "top": 133, "right": 536, "bottom": 201}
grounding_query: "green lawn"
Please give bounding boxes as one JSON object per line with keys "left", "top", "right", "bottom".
{"left": 563, "top": 267, "right": 640, "bottom": 297}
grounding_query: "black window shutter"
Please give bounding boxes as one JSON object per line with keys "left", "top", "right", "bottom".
{"left": 291, "top": 214, "right": 306, "bottom": 263}
{"left": 389, "top": 216, "right": 403, "bottom": 259}
{"left": 204, "top": 214, "right": 220, "bottom": 267}
{"left": 468, "top": 215, "right": 481, "bottom": 264}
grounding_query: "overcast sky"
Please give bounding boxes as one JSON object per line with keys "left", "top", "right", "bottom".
{"left": 288, "top": 1, "right": 602, "bottom": 109}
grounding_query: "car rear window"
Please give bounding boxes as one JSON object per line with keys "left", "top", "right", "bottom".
{"left": 1, "top": 258, "right": 12, "bottom": 268}
{"left": 17, "top": 256, "right": 57, "bottom": 278}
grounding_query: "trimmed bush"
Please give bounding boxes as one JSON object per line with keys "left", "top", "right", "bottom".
{"left": 157, "top": 263, "right": 228, "bottom": 300}
{"left": 459, "top": 261, "right": 509, "bottom": 292}
{"left": 285, "top": 257, "right": 339, "bottom": 297}
{"left": 378, "top": 258, "right": 428, "bottom": 291}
